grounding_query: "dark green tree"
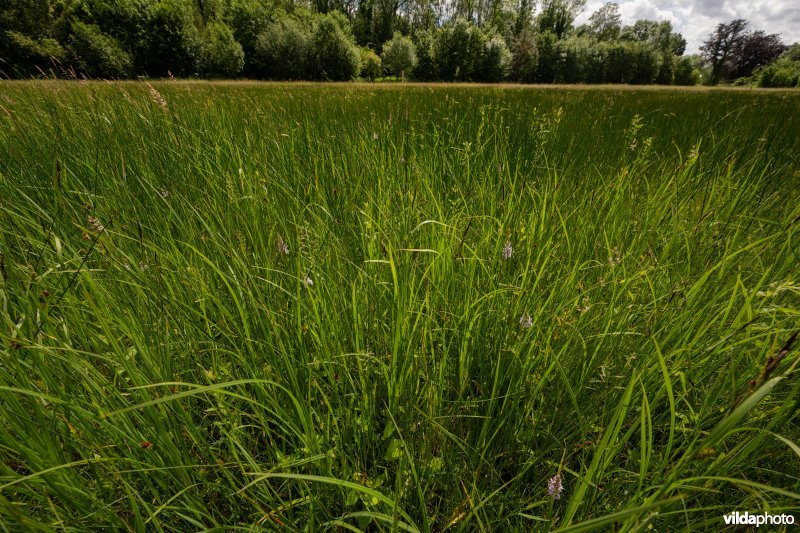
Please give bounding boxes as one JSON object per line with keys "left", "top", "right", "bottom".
{"left": 535, "top": 30, "right": 558, "bottom": 82}
{"left": 224, "top": 0, "right": 273, "bottom": 76}
{"left": 68, "top": 20, "right": 132, "bottom": 78}
{"left": 622, "top": 20, "right": 685, "bottom": 55}
{"left": 510, "top": 28, "right": 538, "bottom": 82}
{"left": 310, "top": 13, "right": 361, "bottom": 80}
{"left": 513, "top": 0, "right": 534, "bottom": 36}
{"left": 199, "top": 21, "right": 244, "bottom": 78}
{"left": 673, "top": 55, "right": 700, "bottom": 85}
{"left": 411, "top": 29, "right": 436, "bottom": 80}
{"left": 475, "top": 34, "right": 511, "bottom": 81}
{"left": 253, "top": 17, "right": 311, "bottom": 79}
{"left": 137, "top": 0, "right": 201, "bottom": 77}
{"left": 0, "top": 0, "right": 64, "bottom": 75}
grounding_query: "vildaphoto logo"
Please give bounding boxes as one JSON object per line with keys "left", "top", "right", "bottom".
{"left": 723, "top": 511, "right": 795, "bottom": 527}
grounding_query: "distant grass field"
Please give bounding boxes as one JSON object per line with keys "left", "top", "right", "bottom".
{"left": 0, "top": 81, "right": 799, "bottom": 531}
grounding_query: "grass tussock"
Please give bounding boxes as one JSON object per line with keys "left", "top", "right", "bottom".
{"left": 0, "top": 81, "right": 799, "bottom": 530}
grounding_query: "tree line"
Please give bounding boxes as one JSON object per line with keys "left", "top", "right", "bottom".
{"left": 1, "top": 0, "right": 797, "bottom": 86}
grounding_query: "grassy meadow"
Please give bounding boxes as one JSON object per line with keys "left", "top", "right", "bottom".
{"left": 0, "top": 82, "right": 799, "bottom": 531}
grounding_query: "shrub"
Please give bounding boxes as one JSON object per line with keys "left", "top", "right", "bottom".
{"left": 360, "top": 47, "right": 381, "bottom": 80}
{"left": 69, "top": 21, "right": 132, "bottom": 78}
{"left": 381, "top": 32, "right": 416, "bottom": 79}
{"left": 199, "top": 21, "right": 244, "bottom": 78}
{"left": 785, "top": 43, "right": 800, "bottom": 62}
{"left": 3, "top": 30, "right": 66, "bottom": 75}
{"left": 756, "top": 57, "right": 800, "bottom": 88}
{"left": 68, "top": 0, "right": 142, "bottom": 51}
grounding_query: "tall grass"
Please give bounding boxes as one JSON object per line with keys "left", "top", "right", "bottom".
{"left": 0, "top": 81, "right": 798, "bottom": 530}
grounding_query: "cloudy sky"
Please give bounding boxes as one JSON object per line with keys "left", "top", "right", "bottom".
{"left": 573, "top": 0, "right": 800, "bottom": 54}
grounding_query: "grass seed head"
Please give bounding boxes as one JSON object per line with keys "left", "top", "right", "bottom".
{"left": 87, "top": 216, "right": 105, "bottom": 233}
{"left": 146, "top": 82, "right": 167, "bottom": 111}
{"left": 276, "top": 233, "right": 290, "bottom": 255}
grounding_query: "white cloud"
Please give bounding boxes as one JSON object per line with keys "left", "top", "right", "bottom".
{"left": 573, "top": 0, "right": 800, "bottom": 54}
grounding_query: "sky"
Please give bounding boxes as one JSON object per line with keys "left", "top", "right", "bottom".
{"left": 573, "top": 0, "right": 800, "bottom": 54}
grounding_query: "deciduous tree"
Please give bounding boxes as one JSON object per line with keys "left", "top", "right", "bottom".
{"left": 537, "top": 0, "right": 585, "bottom": 39}
{"left": 700, "top": 18, "right": 748, "bottom": 84}
{"left": 382, "top": 31, "right": 416, "bottom": 78}
{"left": 588, "top": 2, "right": 620, "bottom": 41}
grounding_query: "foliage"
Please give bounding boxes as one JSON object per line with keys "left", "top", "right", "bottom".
{"left": 253, "top": 17, "right": 311, "bottom": 80}
{"left": 785, "top": 43, "right": 800, "bottom": 62}
{"left": 137, "top": 0, "right": 202, "bottom": 77}
{"left": 535, "top": 30, "right": 559, "bottom": 82}
{"left": 587, "top": 2, "right": 621, "bottom": 41}
{"left": 476, "top": 34, "right": 511, "bottom": 82}
{"left": 0, "top": 0, "right": 61, "bottom": 75}
{"left": 199, "top": 21, "right": 244, "bottom": 78}
{"left": 556, "top": 36, "right": 596, "bottom": 82}
{"left": 755, "top": 55, "right": 800, "bottom": 88}
{"left": 3, "top": 30, "right": 66, "bottom": 75}
{"left": 434, "top": 18, "right": 484, "bottom": 81}
{"left": 411, "top": 30, "right": 436, "bottom": 80}
{"left": 605, "top": 40, "right": 662, "bottom": 84}
{"left": 656, "top": 51, "right": 675, "bottom": 84}
{"left": 359, "top": 46, "right": 382, "bottom": 79}
{"left": 673, "top": 54, "right": 700, "bottom": 85}
{"left": 729, "top": 30, "right": 786, "bottom": 80}
{"left": 701, "top": 19, "right": 785, "bottom": 84}
{"left": 538, "top": 0, "right": 585, "bottom": 39}
{"left": 223, "top": 0, "right": 274, "bottom": 76}
{"left": 621, "top": 19, "right": 685, "bottom": 55}
{"left": 0, "top": 0, "right": 53, "bottom": 36}
{"left": 430, "top": 18, "right": 512, "bottom": 82}
{"left": 514, "top": 0, "right": 534, "bottom": 35}
{"left": 0, "top": 0, "right": 793, "bottom": 86}
{"left": 510, "top": 28, "right": 538, "bottom": 82}
{"left": 310, "top": 13, "right": 361, "bottom": 80}
{"left": 67, "top": 0, "right": 142, "bottom": 51}
{"left": 381, "top": 31, "right": 416, "bottom": 78}
{"left": 68, "top": 21, "right": 132, "bottom": 78}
